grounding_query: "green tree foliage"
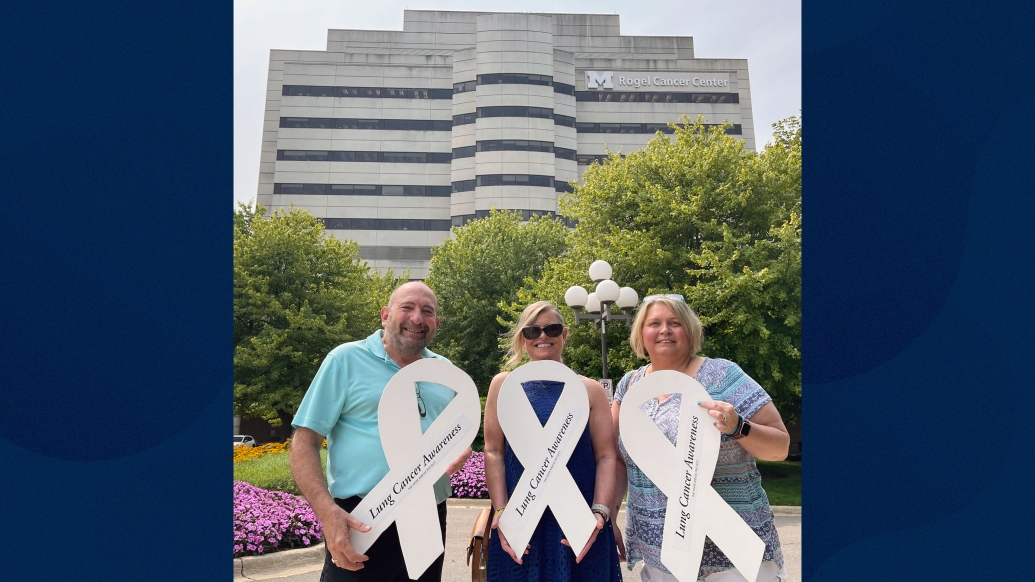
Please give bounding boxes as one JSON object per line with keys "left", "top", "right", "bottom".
{"left": 425, "top": 210, "right": 569, "bottom": 394}
{"left": 234, "top": 204, "right": 399, "bottom": 424}
{"left": 508, "top": 116, "right": 802, "bottom": 421}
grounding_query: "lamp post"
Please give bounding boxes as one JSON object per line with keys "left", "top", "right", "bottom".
{"left": 564, "top": 260, "right": 639, "bottom": 397}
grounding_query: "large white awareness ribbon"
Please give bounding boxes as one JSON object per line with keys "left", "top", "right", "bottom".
{"left": 619, "top": 371, "right": 765, "bottom": 582}
{"left": 497, "top": 360, "right": 597, "bottom": 556}
{"left": 348, "top": 359, "right": 481, "bottom": 580}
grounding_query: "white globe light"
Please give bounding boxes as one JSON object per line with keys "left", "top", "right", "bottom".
{"left": 596, "top": 279, "right": 620, "bottom": 303}
{"left": 616, "top": 287, "right": 639, "bottom": 309}
{"left": 588, "top": 260, "right": 612, "bottom": 282}
{"left": 585, "top": 292, "right": 601, "bottom": 314}
{"left": 564, "top": 285, "right": 589, "bottom": 308}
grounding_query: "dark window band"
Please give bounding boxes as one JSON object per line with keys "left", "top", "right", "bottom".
{"left": 274, "top": 184, "right": 451, "bottom": 197}
{"left": 478, "top": 73, "right": 552, "bottom": 86}
{"left": 452, "top": 145, "right": 476, "bottom": 159}
{"left": 454, "top": 77, "right": 574, "bottom": 95}
{"left": 477, "top": 140, "right": 554, "bottom": 153}
{"left": 477, "top": 106, "right": 553, "bottom": 119}
{"left": 282, "top": 86, "right": 453, "bottom": 99}
{"left": 452, "top": 179, "right": 476, "bottom": 193}
{"left": 477, "top": 174, "right": 554, "bottom": 187}
{"left": 574, "top": 122, "right": 742, "bottom": 135}
{"left": 577, "top": 153, "right": 625, "bottom": 165}
{"left": 453, "top": 80, "right": 477, "bottom": 94}
{"left": 320, "top": 218, "right": 452, "bottom": 231}
{"left": 554, "top": 114, "right": 576, "bottom": 128}
{"left": 553, "top": 82, "right": 575, "bottom": 96}
{"left": 555, "top": 181, "right": 575, "bottom": 193}
{"left": 574, "top": 91, "right": 739, "bottom": 104}
{"left": 276, "top": 150, "right": 452, "bottom": 163}
{"left": 453, "top": 112, "right": 476, "bottom": 126}
{"left": 452, "top": 210, "right": 575, "bottom": 227}
{"left": 555, "top": 147, "right": 577, "bottom": 161}
{"left": 280, "top": 117, "right": 452, "bottom": 131}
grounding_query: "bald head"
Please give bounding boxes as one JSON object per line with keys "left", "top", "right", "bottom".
{"left": 386, "top": 281, "right": 438, "bottom": 312}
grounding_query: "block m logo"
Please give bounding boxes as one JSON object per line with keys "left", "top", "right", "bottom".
{"left": 585, "top": 71, "right": 613, "bottom": 90}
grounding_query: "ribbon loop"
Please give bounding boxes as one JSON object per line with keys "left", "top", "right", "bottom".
{"left": 348, "top": 359, "right": 481, "bottom": 580}
{"left": 619, "top": 370, "right": 765, "bottom": 582}
{"left": 496, "top": 361, "right": 597, "bottom": 556}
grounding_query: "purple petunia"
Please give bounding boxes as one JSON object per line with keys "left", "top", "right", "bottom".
{"left": 233, "top": 481, "right": 323, "bottom": 558}
{"left": 450, "top": 451, "right": 488, "bottom": 499}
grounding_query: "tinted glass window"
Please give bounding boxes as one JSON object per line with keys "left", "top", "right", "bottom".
{"left": 353, "top": 185, "right": 377, "bottom": 196}
{"left": 323, "top": 218, "right": 351, "bottom": 229}
{"left": 352, "top": 218, "right": 378, "bottom": 230}
{"left": 281, "top": 117, "right": 308, "bottom": 128}
{"left": 554, "top": 114, "right": 576, "bottom": 127}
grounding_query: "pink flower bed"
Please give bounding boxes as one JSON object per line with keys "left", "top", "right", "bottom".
{"left": 451, "top": 451, "right": 488, "bottom": 498}
{"left": 234, "top": 481, "right": 322, "bottom": 557}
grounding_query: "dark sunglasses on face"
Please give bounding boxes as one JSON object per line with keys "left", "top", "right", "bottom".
{"left": 521, "top": 323, "right": 565, "bottom": 340}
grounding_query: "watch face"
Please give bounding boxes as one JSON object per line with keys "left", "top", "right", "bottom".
{"left": 741, "top": 421, "right": 751, "bottom": 437}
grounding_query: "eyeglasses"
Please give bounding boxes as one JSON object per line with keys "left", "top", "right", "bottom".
{"left": 642, "top": 294, "right": 686, "bottom": 304}
{"left": 521, "top": 323, "right": 565, "bottom": 340}
{"left": 415, "top": 383, "right": 427, "bottom": 418}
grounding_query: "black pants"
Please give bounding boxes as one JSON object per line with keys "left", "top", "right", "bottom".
{"left": 319, "top": 496, "right": 448, "bottom": 582}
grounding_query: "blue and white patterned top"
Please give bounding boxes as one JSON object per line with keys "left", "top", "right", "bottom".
{"left": 614, "top": 358, "right": 784, "bottom": 580}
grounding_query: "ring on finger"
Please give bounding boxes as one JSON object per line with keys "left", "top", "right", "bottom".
{"left": 331, "top": 558, "right": 338, "bottom": 565}
{"left": 721, "top": 413, "right": 727, "bottom": 423}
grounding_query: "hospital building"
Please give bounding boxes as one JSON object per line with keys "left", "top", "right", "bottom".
{"left": 255, "top": 10, "right": 755, "bottom": 278}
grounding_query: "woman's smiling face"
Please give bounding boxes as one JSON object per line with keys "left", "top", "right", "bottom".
{"left": 522, "top": 311, "right": 568, "bottom": 362}
{"left": 641, "top": 302, "right": 690, "bottom": 361}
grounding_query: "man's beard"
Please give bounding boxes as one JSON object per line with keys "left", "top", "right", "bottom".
{"left": 384, "top": 321, "right": 431, "bottom": 357}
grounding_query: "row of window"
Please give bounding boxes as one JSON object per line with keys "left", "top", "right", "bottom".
{"left": 279, "top": 117, "right": 453, "bottom": 131}
{"left": 574, "top": 91, "right": 740, "bottom": 103}
{"left": 276, "top": 150, "right": 453, "bottom": 163}
{"left": 452, "top": 178, "right": 575, "bottom": 193}
{"left": 273, "top": 183, "right": 452, "bottom": 197}
{"left": 574, "top": 122, "right": 743, "bottom": 135}
{"left": 451, "top": 209, "right": 575, "bottom": 227}
{"left": 452, "top": 110, "right": 577, "bottom": 127}
{"left": 576, "top": 153, "right": 625, "bottom": 165}
{"left": 321, "top": 218, "right": 452, "bottom": 231}
{"left": 452, "top": 75, "right": 576, "bottom": 96}
{"left": 450, "top": 140, "right": 578, "bottom": 159}
{"left": 283, "top": 86, "right": 453, "bottom": 99}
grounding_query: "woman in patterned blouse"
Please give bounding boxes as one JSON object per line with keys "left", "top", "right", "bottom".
{"left": 611, "top": 295, "right": 791, "bottom": 582}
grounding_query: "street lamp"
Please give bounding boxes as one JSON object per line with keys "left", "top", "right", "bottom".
{"left": 564, "top": 260, "right": 639, "bottom": 396}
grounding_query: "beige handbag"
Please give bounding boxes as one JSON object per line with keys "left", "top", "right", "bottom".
{"left": 465, "top": 507, "right": 493, "bottom": 582}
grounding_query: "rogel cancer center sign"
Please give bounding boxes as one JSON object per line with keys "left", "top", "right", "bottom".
{"left": 584, "top": 70, "right": 731, "bottom": 92}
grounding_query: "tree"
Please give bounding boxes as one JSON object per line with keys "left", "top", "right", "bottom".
{"left": 508, "top": 115, "right": 802, "bottom": 421}
{"left": 233, "top": 203, "right": 397, "bottom": 424}
{"left": 425, "top": 210, "right": 569, "bottom": 394}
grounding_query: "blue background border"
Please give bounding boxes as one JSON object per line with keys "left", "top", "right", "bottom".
{"left": 3, "top": 0, "right": 1035, "bottom": 579}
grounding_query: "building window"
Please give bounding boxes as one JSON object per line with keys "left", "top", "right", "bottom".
{"left": 282, "top": 86, "right": 453, "bottom": 99}
{"left": 553, "top": 82, "right": 575, "bottom": 96}
{"left": 452, "top": 145, "right": 476, "bottom": 159}
{"left": 451, "top": 179, "right": 476, "bottom": 193}
{"left": 476, "top": 106, "right": 554, "bottom": 120}
{"left": 477, "top": 73, "right": 553, "bottom": 87}
{"left": 476, "top": 174, "right": 554, "bottom": 188}
{"left": 276, "top": 150, "right": 453, "bottom": 163}
{"left": 573, "top": 122, "right": 742, "bottom": 135}
{"left": 555, "top": 181, "right": 575, "bottom": 193}
{"left": 476, "top": 140, "right": 554, "bottom": 153}
{"left": 555, "top": 147, "right": 577, "bottom": 161}
{"left": 452, "top": 112, "right": 477, "bottom": 126}
{"left": 453, "top": 80, "right": 477, "bottom": 93}
{"left": 553, "top": 114, "right": 576, "bottom": 128}
{"left": 573, "top": 91, "right": 739, "bottom": 103}
{"left": 279, "top": 117, "right": 452, "bottom": 131}
{"left": 274, "top": 184, "right": 451, "bottom": 197}
{"left": 320, "top": 218, "right": 451, "bottom": 231}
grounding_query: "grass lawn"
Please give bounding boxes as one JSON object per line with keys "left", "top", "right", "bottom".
{"left": 756, "top": 460, "right": 801, "bottom": 506}
{"left": 234, "top": 449, "right": 326, "bottom": 494}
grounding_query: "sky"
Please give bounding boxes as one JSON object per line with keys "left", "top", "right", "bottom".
{"left": 234, "top": 0, "right": 801, "bottom": 207}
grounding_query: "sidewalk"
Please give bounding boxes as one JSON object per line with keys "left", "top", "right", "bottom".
{"left": 235, "top": 499, "right": 801, "bottom": 582}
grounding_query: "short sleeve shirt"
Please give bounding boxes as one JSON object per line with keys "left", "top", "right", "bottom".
{"left": 292, "top": 330, "right": 456, "bottom": 502}
{"left": 613, "top": 358, "right": 784, "bottom": 579}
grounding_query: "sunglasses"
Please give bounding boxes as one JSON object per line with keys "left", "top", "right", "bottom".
{"left": 521, "top": 323, "right": 565, "bottom": 340}
{"left": 642, "top": 293, "right": 686, "bottom": 304}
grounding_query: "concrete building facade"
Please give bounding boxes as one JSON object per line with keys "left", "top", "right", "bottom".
{"left": 256, "top": 10, "right": 754, "bottom": 279}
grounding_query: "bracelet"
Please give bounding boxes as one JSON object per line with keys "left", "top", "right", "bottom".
{"left": 725, "top": 414, "right": 744, "bottom": 437}
{"left": 591, "top": 503, "right": 611, "bottom": 522}
{"left": 494, "top": 506, "right": 505, "bottom": 516}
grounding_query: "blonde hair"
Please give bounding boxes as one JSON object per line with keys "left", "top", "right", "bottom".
{"left": 505, "top": 301, "right": 565, "bottom": 368}
{"left": 628, "top": 297, "right": 704, "bottom": 359}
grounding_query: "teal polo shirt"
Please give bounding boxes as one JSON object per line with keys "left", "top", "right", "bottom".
{"left": 292, "top": 330, "right": 456, "bottom": 503}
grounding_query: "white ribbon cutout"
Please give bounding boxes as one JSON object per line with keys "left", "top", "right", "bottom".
{"left": 348, "top": 359, "right": 481, "bottom": 580}
{"left": 619, "top": 371, "right": 765, "bottom": 582}
{"left": 497, "top": 360, "right": 597, "bottom": 557}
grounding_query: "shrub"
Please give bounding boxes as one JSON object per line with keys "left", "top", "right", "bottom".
{"left": 234, "top": 481, "right": 322, "bottom": 557}
{"left": 234, "top": 439, "right": 291, "bottom": 463}
{"left": 450, "top": 451, "right": 488, "bottom": 499}
{"left": 234, "top": 451, "right": 300, "bottom": 494}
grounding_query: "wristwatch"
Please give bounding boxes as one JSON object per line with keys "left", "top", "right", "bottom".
{"left": 732, "top": 418, "right": 752, "bottom": 440}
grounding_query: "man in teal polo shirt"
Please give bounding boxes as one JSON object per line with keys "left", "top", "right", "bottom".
{"left": 290, "top": 282, "right": 472, "bottom": 581}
